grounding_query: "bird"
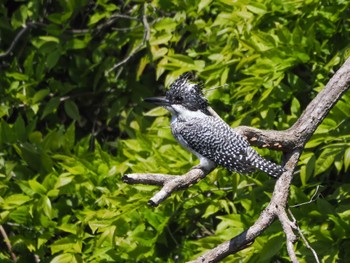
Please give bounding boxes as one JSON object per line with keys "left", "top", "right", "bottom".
{"left": 144, "top": 74, "right": 284, "bottom": 178}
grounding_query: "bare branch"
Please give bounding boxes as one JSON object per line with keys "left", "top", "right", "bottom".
{"left": 106, "top": 4, "right": 151, "bottom": 74}
{"left": 290, "top": 60, "right": 350, "bottom": 138}
{"left": 188, "top": 202, "right": 276, "bottom": 263}
{"left": 288, "top": 209, "right": 320, "bottom": 263}
{"left": 123, "top": 173, "right": 172, "bottom": 185}
{"left": 68, "top": 14, "right": 141, "bottom": 34}
{"left": 277, "top": 209, "right": 298, "bottom": 262}
{"left": 124, "top": 166, "right": 214, "bottom": 206}
{"left": 187, "top": 149, "right": 302, "bottom": 263}
{"left": 231, "top": 58, "right": 350, "bottom": 151}
{"left": 0, "top": 225, "right": 17, "bottom": 262}
{"left": 290, "top": 185, "right": 321, "bottom": 208}
{"left": 233, "top": 126, "right": 296, "bottom": 151}
{"left": 109, "top": 14, "right": 140, "bottom": 20}
{"left": 0, "top": 23, "right": 35, "bottom": 59}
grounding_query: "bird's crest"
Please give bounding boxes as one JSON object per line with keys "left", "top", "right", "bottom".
{"left": 166, "top": 73, "right": 210, "bottom": 114}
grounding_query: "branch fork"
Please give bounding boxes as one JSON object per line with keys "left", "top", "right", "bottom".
{"left": 123, "top": 166, "right": 214, "bottom": 206}
{"left": 124, "top": 57, "right": 350, "bottom": 262}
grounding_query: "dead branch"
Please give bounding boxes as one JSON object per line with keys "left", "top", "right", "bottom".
{"left": 106, "top": 4, "right": 151, "bottom": 74}
{"left": 0, "top": 225, "right": 17, "bottom": 262}
{"left": 124, "top": 56, "right": 350, "bottom": 262}
{"left": 124, "top": 166, "right": 214, "bottom": 206}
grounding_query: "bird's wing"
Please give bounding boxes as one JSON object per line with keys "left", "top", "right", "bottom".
{"left": 174, "top": 117, "right": 256, "bottom": 174}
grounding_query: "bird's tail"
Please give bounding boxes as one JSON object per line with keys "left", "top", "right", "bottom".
{"left": 247, "top": 148, "right": 285, "bottom": 178}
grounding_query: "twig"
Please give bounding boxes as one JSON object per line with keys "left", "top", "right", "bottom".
{"left": 0, "top": 225, "right": 17, "bottom": 262}
{"left": 0, "top": 23, "right": 34, "bottom": 59}
{"left": 110, "top": 14, "right": 140, "bottom": 20}
{"left": 288, "top": 209, "right": 320, "bottom": 263}
{"left": 290, "top": 185, "right": 321, "bottom": 208}
{"left": 68, "top": 14, "right": 140, "bottom": 34}
{"left": 106, "top": 4, "right": 151, "bottom": 74}
{"left": 277, "top": 209, "right": 298, "bottom": 263}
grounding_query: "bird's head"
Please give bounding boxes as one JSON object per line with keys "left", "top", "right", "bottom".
{"left": 144, "top": 74, "right": 210, "bottom": 116}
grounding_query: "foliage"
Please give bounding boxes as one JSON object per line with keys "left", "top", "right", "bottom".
{"left": 0, "top": 0, "right": 350, "bottom": 262}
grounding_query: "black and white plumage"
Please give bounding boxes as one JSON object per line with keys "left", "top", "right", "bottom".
{"left": 144, "top": 74, "right": 284, "bottom": 178}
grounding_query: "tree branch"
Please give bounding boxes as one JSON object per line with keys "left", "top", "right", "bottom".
{"left": 278, "top": 209, "right": 298, "bottom": 263}
{"left": 124, "top": 166, "right": 214, "bottom": 206}
{"left": 0, "top": 225, "right": 17, "bottom": 262}
{"left": 233, "top": 126, "right": 296, "bottom": 151}
{"left": 288, "top": 209, "right": 320, "bottom": 263}
{"left": 67, "top": 14, "right": 141, "bottom": 35}
{"left": 124, "top": 56, "right": 350, "bottom": 261}
{"left": 106, "top": 4, "right": 151, "bottom": 74}
{"left": 0, "top": 23, "right": 35, "bottom": 59}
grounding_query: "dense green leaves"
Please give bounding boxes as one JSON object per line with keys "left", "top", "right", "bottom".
{"left": 0, "top": 0, "right": 350, "bottom": 262}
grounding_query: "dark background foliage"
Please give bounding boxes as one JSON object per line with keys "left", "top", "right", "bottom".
{"left": 0, "top": 0, "right": 350, "bottom": 262}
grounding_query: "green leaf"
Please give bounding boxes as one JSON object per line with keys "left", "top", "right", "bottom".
{"left": 0, "top": 104, "right": 10, "bottom": 118}
{"left": 6, "top": 72, "right": 29, "bottom": 81}
{"left": 63, "top": 123, "right": 76, "bottom": 151}
{"left": 315, "top": 149, "right": 336, "bottom": 175}
{"left": 143, "top": 107, "right": 168, "bottom": 117}
{"left": 13, "top": 116, "right": 26, "bottom": 142}
{"left": 57, "top": 223, "right": 78, "bottom": 235}
{"left": 50, "top": 237, "right": 82, "bottom": 254}
{"left": 11, "top": 5, "right": 28, "bottom": 28}
{"left": 89, "top": 12, "right": 106, "bottom": 25}
{"left": 247, "top": 3, "right": 267, "bottom": 15}
{"left": 345, "top": 148, "right": 350, "bottom": 171}
{"left": 168, "top": 54, "right": 196, "bottom": 65}
{"left": 40, "top": 195, "right": 52, "bottom": 219}
{"left": 8, "top": 206, "right": 31, "bottom": 224}
{"left": 2, "top": 194, "right": 31, "bottom": 209}
{"left": 33, "top": 89, "right": 50, "bottom": 104}
{"left": 154, "top": 18, "right": 177, "bottom": 31}
{"left": 67, "top": 39, "right": 87, "bottom": 50}
{"left": 198, "top": 0, "right": 212, "bottom": 12}
{"left": 46, "top": 49, "right": 61, "bottom": 69}
{"left": 42, "top": 97, "right": 60, "bottom": 119}
{"left": 300, "top": 153, "right": 315, "bottom": 185}
{"left": 28, "top": 179, "right": 47, "bottom": 195}
{"left": 88, "top": 220, "right": 113, "bottom": 233}
{"left": 47, "top": 12, "right": 72, "bottom": 24}
{"left": 203, "top": 203, "right": 220, "bottom": 218}
{"left": 50, "top": 253, "right": 81, "bottom": 263}
{"left": 39, "top": 35, "right": 60, "bottom": 43}
{"left": 259, "top": 234, "right": 284, "bottom": 261}
{"left": 96, "top": 226, "right": 116, "bottom": 247}
{"left": 290, "top": 97, "right": 300, "bottom": 116}
{"left": 64, "top": 100, "right": 81, "bottom": 121}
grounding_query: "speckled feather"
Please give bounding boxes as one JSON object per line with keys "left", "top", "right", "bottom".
{"left": 165, "top": 74, "right": 211, "bottom": 115}
{"left": 171, "top": 116, "right": 284, "bottom": 177}
{"left": 160, "top": 74, "right": 284, "bottom": 177}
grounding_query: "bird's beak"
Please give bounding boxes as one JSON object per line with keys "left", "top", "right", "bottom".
{"left": 144, "top": 96, "right": 170, "bottom": 106}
